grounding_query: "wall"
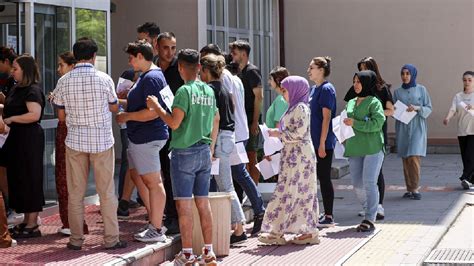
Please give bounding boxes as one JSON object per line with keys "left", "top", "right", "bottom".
{"left": 284, "top": 0, "right": 474, "bottom": 139}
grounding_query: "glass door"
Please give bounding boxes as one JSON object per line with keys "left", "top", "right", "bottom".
{"left": 0, "top": 2, "right": 24, "bottom": 54}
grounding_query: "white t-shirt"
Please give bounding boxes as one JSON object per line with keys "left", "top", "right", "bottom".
{"left": 449, "top": 91, "right": 474, "bottom": 136}
{"left": 222, "top": 69, "right": 249, "bottom": 142}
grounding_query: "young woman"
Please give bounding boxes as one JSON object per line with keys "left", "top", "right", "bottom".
{"left": 344, "top": 57, "right": 393, "bottom": 220}
{"left": 343, "top": 70, "right": 385, "bottom": 232}
{"left": 258, "top": 76, "right": 320, "bottom": 245}
{"left": 200, "top": 53, "right": 247, "bottom": 244}
{"left": 394, "top": 64, "right": 432, "bottom": 200}
{"left": 2, "top": 54, "right": 45, "bottom": 238}
{"left": 443, "top": 71, "right": 474, "bottom": 189}
{"left": 307, "top": 56, "right": 337, "bottom": 227}
{"left": 51, "top": 52, "right": 89, "bottom": 236}
{"left": 266, "top": 67, "right": 289, "bottom": 129}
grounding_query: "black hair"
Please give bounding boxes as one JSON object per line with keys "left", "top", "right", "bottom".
{"left": 269, "top": 66, "right": 290, "bottom": 87}
{"left": 229, "top": 40, "right": 251, "bottom": 56}
{"left": 125, "top": 40, "right": 154, "bottom": 61}
{"left": 137, "top": 22, "right": 161, "bottom": 38}
{"left": 73, "top": 37, "right": 98, "bottom": 61}
{"left": 357, "top": 57, "right": 388, "bottom": 90}
{"left": 178, "top": 49, "right": 199, "bottom": 66}
{"left": 223, "top": 53, "right": 239, "bottom": 75}
{"left": 157, "top": 32, "right": 176, "bottom": 43}
{"left": 0, "top": 46, "right": 17, "bottom": 64}
{"left": 463, "top": 71, "right": 474, "bottom": 77}
{"left": 200, "top": 43, "right": 222, "bottom": 56}
{"left": 59, "top": 51, "right": 77, "bottom": 66}
{"left": 15, "top": 54, "right": 40, "bottom": 87}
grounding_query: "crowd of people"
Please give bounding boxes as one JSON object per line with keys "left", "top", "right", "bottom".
{"left": 0, "top": 20, "right": 472, "bottom": 266}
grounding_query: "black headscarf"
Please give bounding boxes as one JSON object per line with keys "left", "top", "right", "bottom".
{"left": 354, "top": 70, "right": 377, "bottom": 97}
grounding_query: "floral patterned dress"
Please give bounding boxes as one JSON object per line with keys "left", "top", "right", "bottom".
{"left": 261, "top": 103, "right": 319, "bottom": 235}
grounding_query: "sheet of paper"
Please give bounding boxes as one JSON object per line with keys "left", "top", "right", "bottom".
{"left": 255, "top": 153, "right": 281, "bottom": 180}
{"left": 334, "top": 141, "right": 346, "bottom": 159}
{"left": 211, "top": 158, "right": 220, "bottom": 175}
{"left": 0, "top": 134, "right": 7, "bottom": 148}
{"left": 459, "top": 101, "right": 474, "bottom": 116}
{"left": 230, "top": 142, "right": 249, "bottom": 166}
{"left": 259, "top": 123, "right": 270, "bottom": 140}
{"left": 332, "top": 110, "right": 355, "bottom": 143}
{"left": 263, "top": 137, "right": 284, "bottom": 156}
{"left": 116, "top": 77, "right": 133, "bottom": 94}
{"left": 159, "top": 85, "right": 174, "bottom": 111}
{"left": 393, "top": 100, "right": 417, "bottom": 124}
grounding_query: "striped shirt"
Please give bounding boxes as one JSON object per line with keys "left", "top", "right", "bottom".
{"left": 52, "top": 63, "right": 117, "bottom": 153}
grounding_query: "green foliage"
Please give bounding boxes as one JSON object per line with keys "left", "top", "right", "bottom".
{"left": 75, "top": 9, "right": 106, "bottom": 55}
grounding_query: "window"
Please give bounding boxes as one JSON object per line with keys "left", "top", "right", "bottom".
{"left": 207, "top": 0, "right": 276, "bottom": 113}
{"left": 76, "top": 8, "right": 107, "bottom": 73}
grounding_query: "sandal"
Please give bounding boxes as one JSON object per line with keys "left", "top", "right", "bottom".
{"left": 258, "top": 233, "right": 286, "bottom": 245}
{"left": 356, "top": 220, "right": 375, "bottom": 232}
{"left": 13, "top": 225, "right": 41, "bottom": 239}
{"left": 290, "top": 233, "right": 320, "bottom": 245}
{"left": 9, "top": 223, "right": 26, "bottom": 235}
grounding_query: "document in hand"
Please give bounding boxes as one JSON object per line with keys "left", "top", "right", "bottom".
{"left": 332, "top": 110, "right": 355, "bottom": 143}
{"left": 393, "top": 101, "right": 417, "bottom": 124}
{"left": 211, "top": 158, "right": 220, "bottom": 175}
{"left": 459, "top": 102, "right": 474, "bottom": 116}
{"left": 230, "top": 142, "right": 249, "bottom": 166}
{"left": 159, "top": 85, "right": 174, "bottom": 111}
{"left": 255, "top": 153, "right": 281, "bottom": 180}
{"left": 116, "top": 77, "right": 133, "bottom": 94}
{"left": 334, "top": 141, "right": 346, "bottom": 159}
{"left": 259, "top": 123, "right": 284, "bottom": 156}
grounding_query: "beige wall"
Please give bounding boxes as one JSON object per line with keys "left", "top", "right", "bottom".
{"left": 284, "top": 0, "right": 474, "bottom": 139}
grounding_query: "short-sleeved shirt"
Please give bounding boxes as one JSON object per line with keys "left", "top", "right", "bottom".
{"left": 126, "top": 68, "right": 169, "bottom": 144}
{"left": 449, "top": 91, "right": 474, "bottom": 136}
{"left": 160, "top": 57, "right": 184, "bottom": 95}
{"left": 309, "top": 81, "right": 337, "bottom": 149}
{"left": 170, "top": 80, "right": 217, "bottom": 149}
{"left": 265, "top": 94, "right": 288, "bottom": 128}
{"left": 221, "top": 69, "right": 249, "bottom": 142}
{"left": 3, "top": 83, "right": 45, "bottom": 121}
{"left": 53, "top": 63, "right": 118, "bottom": 153}
{"left": 209, "top": 80, "right": 234, "bottom": 131}
{"left": 238, "top": 63, "right": 262, "bottom": 125}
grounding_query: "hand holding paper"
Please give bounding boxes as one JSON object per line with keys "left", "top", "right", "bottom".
{"left": 393, "top": 101, "right": 417, "bottom": 124}
{"left": 332, "top": 110, "right": 355, "bottom": 143}
{"left": 256, "top": 153, "right": 281, "bottom": 180}
{"left": 159, "top": 85, "right": 174, "bottom": 111}
{"left": 116, "top": 77, "right": 133, "bottom": 94}
{"left": 259, "top": 124, "right": 284, "bottom": 156}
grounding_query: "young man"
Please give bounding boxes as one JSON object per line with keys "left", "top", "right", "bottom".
{"left": 229, "top": 40, "right": 263, "bottom": 185}
{"left": 200, "top": 44, "right": 265, "bottom": 236}
{"left": 155, "top": 32, "right": 184, "bottom": 235}
{"left": 53, "top": 37, "right": 126, "bottom": 250}
{"left": 116, "top": 40, "right": 169, "bottom": 243}
{"left": 136, "top": 22, "right": 160, "bottom": 59}
{"left": 147, "top": 49, "right": 218, "bottom": 265}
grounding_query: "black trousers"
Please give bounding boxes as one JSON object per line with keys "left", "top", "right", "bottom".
{"left": 316, "top": 150, "right": 334, "bottom": 216}
{"left": 159, "top": 138, "right": 178, "bottom": 220}
{"left": 458, "top": 135, "right": 474, "bottom": 181}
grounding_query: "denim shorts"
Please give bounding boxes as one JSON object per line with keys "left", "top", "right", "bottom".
{"left": 127, "top": 139, "right": 167, "bottom": 175}
{"left": 170, "top": 143, "right": 211, "bottom": 199}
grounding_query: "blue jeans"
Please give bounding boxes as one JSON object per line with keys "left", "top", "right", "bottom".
{"left": 231, "top": 141, "right": 265, "bottom": 216}
{"left": 170, "top": 143, "right": 211, "bottom": 199}
{"left": 214, "top": 130, "right": 245, "bottom": 224}
{"left": 118, "top": 128, "right": 128, "bottom": 199}
{"left": 349, "top": 151, "right": 384, "bottom": 222}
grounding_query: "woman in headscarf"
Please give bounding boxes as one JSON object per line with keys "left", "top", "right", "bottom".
{"left": 443, "top": 71, "right": 474, "bottom": 189}
{"left": 394, "top": 64, "right": 432, "bottom": 200}
{"left": 258, "top": 76, "right": 320, "bottom": 245}
{"left": 343, "top": 70, "right": 385, "bottom": 232}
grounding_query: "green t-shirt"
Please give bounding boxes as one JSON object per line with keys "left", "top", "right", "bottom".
{"left": 344, "top": 96, "right": 385, "bottom": 157}
{"left": 265, "top": 94, "right": 288, "bottom": 128}
{"left": 170, "top": 80, "right": 217, "bottom": 149}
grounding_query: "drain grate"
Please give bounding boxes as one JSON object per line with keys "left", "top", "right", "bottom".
{"left": 424, "top": 249, "right": 474, "bottom": 265}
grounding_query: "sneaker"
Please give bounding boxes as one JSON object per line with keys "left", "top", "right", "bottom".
{"left": 134, "top": 225, "right": 168, "bottom": 243}
{"left": 7, "top": 212, "right": 24, "bottom": 225}
{"left": 230, "top": 232, "right": 247, "bottom": 244}
{"left": 134, "top": 223, "right": 151, "bottom": 238}
{"left": 128, "top": 200, "right": 141, "bottom": 209}
{"left": 376, "top": 204, "right": 385, "bottom": 220}
{"left": 105, "top": 240, "right": 127, "bottom": 250}
{"left": 402, "top": 192, "right": 413, "bottom": 198}
{"left": 461, "top": 179, "right": 472, "bottom": 190}
{"left": 317, "top": 215, "right": 335, "bottom": 228}
{"left": 58, "top": 227, "right": 71, "bottom": 236}
{"left": 250, "top": 213, "right": 264, "bottom": 236}
{"left": 411, "top": 192, "right": 422, "bottom": 200}
{"left": 10, "top": 239, "right": 17, "bottom": 247}
{"left": 196, "top": 248, "right": 217, "bottom": 266}
{"left": 117, "top": 200, "right": 130, "bottom": 220}
{"left": 66, "top": 242, "right": 81, "bottom": 250}
{"left": 172, "top": 251, "right": 197, "bottom": 266}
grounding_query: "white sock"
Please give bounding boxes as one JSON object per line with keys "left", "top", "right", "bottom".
{"left": 182, "top": 248, "right": 193, "bottom": 257}
{"left": 204, "top": 244, "right": 213, "bottom": 254}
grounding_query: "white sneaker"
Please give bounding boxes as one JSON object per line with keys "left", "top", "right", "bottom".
{"left": 7, "top": 212, "right": 24, "bottom": 225}
{"left": 134, "top": 224, "right": 168, "bottom": 243}
{"left": 58, "top": 228, "right": 71, "bottom": 236}
{"left": 10, "top": 239, "right": 17, "bottom": 247}
{"left": 377, "top": 204, "right": 385, "bottom": 216}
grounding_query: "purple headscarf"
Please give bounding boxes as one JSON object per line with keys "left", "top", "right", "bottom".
{"left": 279, "top": 76, "right": 310, "bottom": 130}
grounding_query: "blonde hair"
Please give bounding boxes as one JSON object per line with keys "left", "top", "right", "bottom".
{"left": 200, "top": 54, "right": 226, "bottom": 79}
